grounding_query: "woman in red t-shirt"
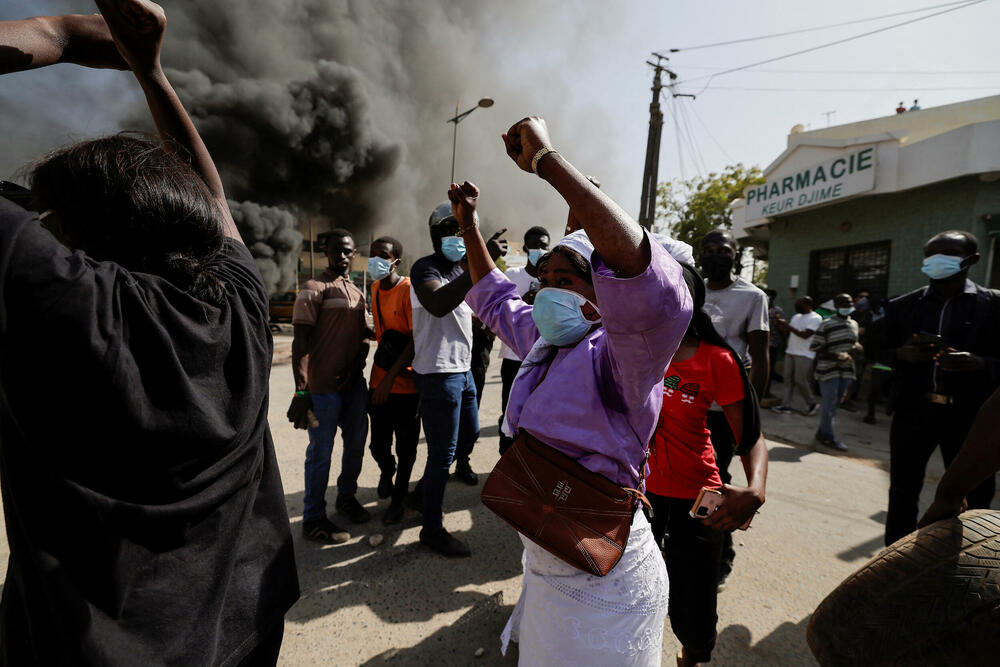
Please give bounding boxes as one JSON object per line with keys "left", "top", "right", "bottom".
{"left": 646, "top": 265, "right": 768, "bottom": 667}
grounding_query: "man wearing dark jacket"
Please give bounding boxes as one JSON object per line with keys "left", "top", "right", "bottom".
{"left": 875, "top": 230, "right": 1000, "bottom": 546}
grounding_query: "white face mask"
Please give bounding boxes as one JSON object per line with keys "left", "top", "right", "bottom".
{"left": 531, "top": 287, "right": 601, "bottom": 346}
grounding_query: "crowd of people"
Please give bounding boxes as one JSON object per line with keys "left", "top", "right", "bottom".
{"left": 0, "top": 2, "right": 997, "bottom": 665}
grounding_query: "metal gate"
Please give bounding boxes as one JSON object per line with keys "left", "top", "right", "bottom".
{"left": 809, "top": 240, "right": 891, "bottom": 303}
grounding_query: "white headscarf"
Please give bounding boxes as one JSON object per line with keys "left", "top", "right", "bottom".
{"left": 555, "top": 229, "right": 693, "bottom": 266}
{"left": 555, "top": 230, "right": 595, "bottom": 260}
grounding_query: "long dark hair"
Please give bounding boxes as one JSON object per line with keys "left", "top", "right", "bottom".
{"left": 679, "top": 263, "right": 761, "bottom": 455}
{"left": 30, "top": 134, "right": 226, "bottom": 303}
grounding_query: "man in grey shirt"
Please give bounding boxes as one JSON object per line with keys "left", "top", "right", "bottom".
{"left": 408, "top": 203, "right": 505, "bottom": 557}
{"left": 699, "top": 228, "right": 770, "bottom": 585}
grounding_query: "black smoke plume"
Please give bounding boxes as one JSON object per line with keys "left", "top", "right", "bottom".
{"left": 3, "top": 1, "right": 634, "bottom": 289}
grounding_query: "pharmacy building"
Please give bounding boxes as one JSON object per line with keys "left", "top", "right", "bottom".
{"left": 732, "top": 94, "right": 1000, "bottom": 312}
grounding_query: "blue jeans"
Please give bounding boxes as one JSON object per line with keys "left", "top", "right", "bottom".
{"left": 303, "top": 377, "right": 369, "bottom": 522}
{"left": 816, "top": 376, "right": 851, "bottom": 442}
{"left": 414, "top": 370, "right": 479, "bottom": 531}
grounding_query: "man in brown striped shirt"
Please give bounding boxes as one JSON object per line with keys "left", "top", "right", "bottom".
{"left": 287, "top": 229, "right": 373, "bottom": 542}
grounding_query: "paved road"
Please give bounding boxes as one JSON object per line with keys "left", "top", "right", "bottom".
{"left": 0, "top": 335, "right": 993, "bottom": 665}
{"left": 266, "top": 339, "right": 996, "bottom": 666}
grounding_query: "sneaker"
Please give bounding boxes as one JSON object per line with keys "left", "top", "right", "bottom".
{"left": 377, "top": 472, "right": 394, "bottom": 500}
{"left": 383, "top": 501, "right": 405, "bottom": 525}
{"left": 403, "top": 488, "right": 424, "bottom": 513}
{"left": 301, "top": 517, "right": 350, "bottom": 544}
{"left": 335, "top": 496, "right": 372, "bottom": 524}
{"left": 817, "top": 437, "right": 848, "bottom": 452}
{"left": 805, "top": 402, "right": 819, "bottom": 416}
{"left": 453, "top": 462, "right": 479, "bottom": 486}
{"left": 771, "top": 405, "right": 794, "bottom": 414}
{"left": 419, "top": 527, "right": 471, "bottom": 557}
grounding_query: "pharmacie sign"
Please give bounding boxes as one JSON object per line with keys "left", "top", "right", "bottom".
{"left": 745, "top": 146, "right": 876, "bottom": 220}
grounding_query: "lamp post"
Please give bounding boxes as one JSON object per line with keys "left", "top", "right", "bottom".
{"left": 447, "top": 97, "right": 494, "bottom": 184}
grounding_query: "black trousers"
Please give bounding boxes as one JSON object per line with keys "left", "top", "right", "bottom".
{"left": 470, "top": 326, "right": 494, "bottom": 409}
{"left": 646, "top": 493, "right": 725, "bottom": 664}
{"left": 885, "top": 401, "right": 996, "bottom": 546}
{"left": 865, "top": 367, "right": 891, "bottom": 417}
{"left": 498, "top": 358, "right": 522, "bottom": 455}
{"left": 368, "top": 392, "right": 421, "bottom": 503}
{"left": 706, "top": 410, "right": 736, "bottom": 580}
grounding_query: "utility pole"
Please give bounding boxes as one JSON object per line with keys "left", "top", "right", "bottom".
{"left": 638, "top": 53, "right": 676, "bottom": 230}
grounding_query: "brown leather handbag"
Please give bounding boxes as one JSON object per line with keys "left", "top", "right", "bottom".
{"left": 480, "top": 429, "right": 649, "bottom": 577}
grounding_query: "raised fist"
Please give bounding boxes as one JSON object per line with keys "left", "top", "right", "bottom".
{"left": 94, "top": 0, "right": 166, "bottom": 75}
{"left": 502, "top": 117, "right": 554, "bottom": 173}
{"left": 447, "top": 180, "right": 479, "bottom": 229}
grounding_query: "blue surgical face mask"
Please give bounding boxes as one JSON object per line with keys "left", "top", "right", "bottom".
{"left": 527, "top": 248, "right": 546, "bottom": 266}
{"left": 837, "top": 307, "right": 855, "bottom": 317}
{"left": 440, "top": 237, "right": 466, "bottom": 262}
{"left": 531, "top": 287, "right": 601, "bottom": 346}
{"left": 368, "top": 256, "right": 394, "bottom": 281}
{"left": 921, "top": 254, "right": 965, "bottom": 281}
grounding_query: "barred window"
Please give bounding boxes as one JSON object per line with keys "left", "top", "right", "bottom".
{"left": 809, "top": 240, "right": 891, "bottom": 303}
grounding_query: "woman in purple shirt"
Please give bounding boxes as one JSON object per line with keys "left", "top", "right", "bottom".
{"left": 453, "top": 117, "right": 692, "bottom": 665}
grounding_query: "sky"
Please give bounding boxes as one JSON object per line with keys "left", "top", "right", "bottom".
{"left": 2, "top": 0, "right": 997, "bottom": 261}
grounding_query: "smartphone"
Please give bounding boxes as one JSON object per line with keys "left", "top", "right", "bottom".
{"left": 915, "top": 332, "right": 944, "bottom": 348}
{"left": 689, "top": 487, "right": 724, "bottom": 519}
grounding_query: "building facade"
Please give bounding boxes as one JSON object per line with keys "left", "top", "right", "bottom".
{"left": 732, "top": 95, "right": 1000, "bottom": 311}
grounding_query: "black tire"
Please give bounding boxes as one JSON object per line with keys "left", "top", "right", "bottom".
{"left": 807, "top": 510, "right": 1000, "bottom": 666}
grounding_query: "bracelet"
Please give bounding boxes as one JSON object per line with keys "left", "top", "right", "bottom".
{"left": 531, "top": 147, "right": 557, "bottom": 174}
{"left": 457, "top": 222, "right": 479, "bottom": 236}
{"left": 295, "top": 390, "right": 310, "bottom": 397}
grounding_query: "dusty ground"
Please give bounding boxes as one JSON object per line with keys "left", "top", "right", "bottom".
{"left": 265, "top": 335, "right": 996, "bottom": 665}
{"left": 0, "top": 332, "right": 993, "bottom": 665}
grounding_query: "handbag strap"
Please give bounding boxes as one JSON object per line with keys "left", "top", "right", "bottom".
{"left": 373, "top": 284, "right": 386, "bottom": 337}
{"left": 524, "top": 349, "right": 652, "bottom": 509}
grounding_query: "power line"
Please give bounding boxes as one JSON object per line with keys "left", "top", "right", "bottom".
{"left": 685, "top": 102, "right": 735, "bottom": 163}
{"left": 703, "top": 84, "right": 1000, "bottom": 92}
{"left": 678, "top": 65, "right": 1000, "bottom": 75}
{"left": 669, "top": 94, "right": 685, "bottom": 180}
{"left": 661, "top": 0, "right": 974, "bottom": 53}
{"left": 677, "top": 101, "right": 708, "bottom": 176}
{"left": 678, "top": 0, "right": 988, "bottom": 95}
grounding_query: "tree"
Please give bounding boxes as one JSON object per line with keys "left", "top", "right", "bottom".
{"left": 655, "top": 164, "right": 764, "bottom": 251}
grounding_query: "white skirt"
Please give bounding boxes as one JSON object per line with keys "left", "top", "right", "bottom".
{"left": 501, "top": 510, "right": 669, "bottom": 666}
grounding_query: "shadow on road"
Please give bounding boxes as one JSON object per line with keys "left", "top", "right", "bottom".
{"left": 712, "top": 616, "right": 816, "bottom": 665}
{"left": 359, "top": 591, "right": 517, "bottom": 666}
{"left": 284, "top": 479, "right": 523, "bottom": 626}
{"left": 834, "top": 511, "right": 887, "bottom": 562}
{"left": 766, "top": 444, "right": 811, "bottom": 464}
{"left": 835, "top": 535, "right": 884, "bottom": 563}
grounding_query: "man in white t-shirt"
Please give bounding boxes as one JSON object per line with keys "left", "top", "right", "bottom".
{"left": 772, "top": 296, "right": 822, "bottom": 415}
{"left": 496, "top": 226, "right": 550, "bottom": 454}
{"left": 699, "top": 228, "right": 770, "bottom": 586}
{"left": 409, "top": 203, "right": 506, "bottom": 557}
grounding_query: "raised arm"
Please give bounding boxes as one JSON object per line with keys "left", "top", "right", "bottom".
{"left": 413, "top": 273, "right": 474, "bottom": 318}
{"left": 0, "top": 14, "right": 126, "bottom": 75}
{"left": 502, "top": 117, "right": 650, "bottom": 278}
{"left": 447, "top": 182, "right": 500, "bottom": 285}
{"left": 93, "top": 0, "right": 240, "bottom": 241}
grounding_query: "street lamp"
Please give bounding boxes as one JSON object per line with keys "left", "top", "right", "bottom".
{"left": 447, "top": 97, "right": 494, "bottom": 183}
